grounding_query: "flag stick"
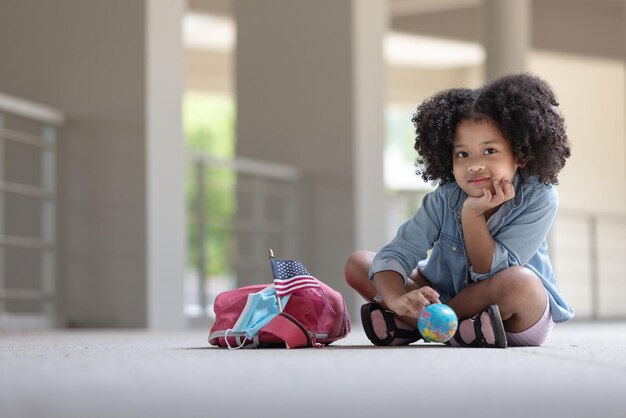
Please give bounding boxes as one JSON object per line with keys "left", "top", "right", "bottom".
{"left": 269, "top": 248, "right": 284, "bottom": 312}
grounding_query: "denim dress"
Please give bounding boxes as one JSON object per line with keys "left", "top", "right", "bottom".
{"left": 369, "top": 173, "right": 574, "bottom": 323}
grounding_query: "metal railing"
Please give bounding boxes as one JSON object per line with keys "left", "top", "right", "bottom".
{"left": 552, "top": 209, "right": 626, "bottom": 320}
{"left": 0, "top": 93, "right": 64, "bottom": 329}
{"left": 186, "top": 152, "right": 301, "bottom": 319}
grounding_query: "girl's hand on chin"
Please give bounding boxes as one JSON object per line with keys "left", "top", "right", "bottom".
{"left": 464, "top": 178, "right": 515, "bottom": 216}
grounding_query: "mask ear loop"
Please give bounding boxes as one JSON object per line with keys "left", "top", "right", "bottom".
{"left": 224, "top": 329, "right": 248, "bottom": 350}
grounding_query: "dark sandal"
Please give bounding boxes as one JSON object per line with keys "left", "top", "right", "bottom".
{"left": 360, "top": 303, "right": 421, "bottom": 346}
{"left": 449, "top": 304, "right": 507, "bottom": 348}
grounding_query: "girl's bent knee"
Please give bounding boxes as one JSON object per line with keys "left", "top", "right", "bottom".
{"left": 494, "top": 266, "right": 540, "bottom": 283}
{"left": 344, "top": 250, "right": 375, "bottom": 288}
{"left": 492, "top": 267, "right": 543, "bottom": 300}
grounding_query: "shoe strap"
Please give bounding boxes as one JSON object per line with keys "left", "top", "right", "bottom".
{"left": 381, "top": 308, "right": 420, "bottom": 341}
{"left": 383, "top": 309, "right": 416, "bottom": 342}
{"left": 452, "top": 314, "right": 496, "bottom": 348}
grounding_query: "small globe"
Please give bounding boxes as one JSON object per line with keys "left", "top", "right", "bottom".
{"left": 418, "top": 303, "right": 458, "bottom": 343}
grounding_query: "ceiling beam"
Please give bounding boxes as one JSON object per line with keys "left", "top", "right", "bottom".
{"left": 389, "top": 0, "right": 481, "bottom": 16}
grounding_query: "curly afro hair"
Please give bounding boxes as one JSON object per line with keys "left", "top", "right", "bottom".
{"left": 411, "top": 73, "right": 570, "bottom": 185}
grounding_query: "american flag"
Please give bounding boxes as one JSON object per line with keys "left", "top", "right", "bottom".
{"left": 271, "top": 259, "right": 321, "bottom": 298}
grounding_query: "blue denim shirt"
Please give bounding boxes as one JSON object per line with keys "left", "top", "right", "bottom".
{"left": 370, "top": 173, "right": 574, "bottom": 323}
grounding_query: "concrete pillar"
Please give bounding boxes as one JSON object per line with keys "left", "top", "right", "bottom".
{"left": 353, "top": 0, "right": 388, "bottom": 256}
{"left": 483, "top": 0, "right": 530, "bottom": 80}
{"left": 234, "top": 0, "right": 387, "bottom": 315}
{"left": 0, "top": 0, "right": 185, "bottom": 328}
{"left": 146, "top": 0, "right": 186, "bottom": 329}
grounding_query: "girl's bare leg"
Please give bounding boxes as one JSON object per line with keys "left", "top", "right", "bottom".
{"left": 343, "top": 250, "right": 379, "bottom": 303}
{"left": 446, "top": 266, "right": 546, "bottom": 333}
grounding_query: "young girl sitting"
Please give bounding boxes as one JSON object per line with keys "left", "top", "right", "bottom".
{"left": 345, "top": 73, "right": 574, "bottom": 348}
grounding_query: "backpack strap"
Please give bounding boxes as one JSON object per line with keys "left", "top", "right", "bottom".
{"left": 262, "top": 312, "right": 312, "bottom": 349}
{"left": 208, "top": 330, "right": 260, "bottom": 349}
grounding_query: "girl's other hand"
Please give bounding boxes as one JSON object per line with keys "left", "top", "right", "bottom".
{"left": 464, "top": 178, "right": 515, "bottom": 216}
{"left": 387, "top": 286, "right": 440, "bottom": 317}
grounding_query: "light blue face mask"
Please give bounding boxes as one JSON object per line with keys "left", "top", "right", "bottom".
{"left": 230, "top": 285, "right": 291, "bottom": 342}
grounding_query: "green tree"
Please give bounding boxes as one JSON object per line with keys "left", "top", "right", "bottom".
{"left": 184, "top": 92, "right": 236, "bottom": 278}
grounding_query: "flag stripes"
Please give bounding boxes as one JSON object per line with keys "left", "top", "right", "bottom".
{"left": 274, "top": 275, "right": 321, "bottom": 297}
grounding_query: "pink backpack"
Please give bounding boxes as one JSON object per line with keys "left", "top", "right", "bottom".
{"left": 208, "top": 280, "right": 351, "bottom": 348}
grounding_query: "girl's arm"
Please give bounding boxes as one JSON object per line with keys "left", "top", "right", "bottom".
{"left": 461, "top": 179, "right": 515, "bottom": 273}
{"left": 461, "top": 211, "right": 495, "bottom": 273}
{"left": 464, "top": 180, "right": 559, "bottom": 280}
{"left": 369, "top": 188, "right": 445, "bottom": 284}
{"left": 369, "top": 187, "right": 445, "bottom": 313}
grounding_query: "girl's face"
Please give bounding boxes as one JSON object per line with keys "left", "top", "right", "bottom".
{"left": 452, "top": 119, "right": 520, "bottom": 197}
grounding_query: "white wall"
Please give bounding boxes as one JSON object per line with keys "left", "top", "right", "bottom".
{"left": 186, "top": 50, "right": 233, "bottom": 94}
{"left": 529, "top": 51, "right": 626, "bottom": 214}
{"left": 387, "top": 65, "right": 483, "bottom": 104}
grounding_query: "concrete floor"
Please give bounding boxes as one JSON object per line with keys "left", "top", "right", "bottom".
{"left": 1, "top": 322, "right": 626, "bottom": 418}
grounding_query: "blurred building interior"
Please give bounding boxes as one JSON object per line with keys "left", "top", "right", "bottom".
{"left": 0, "top": 0, "right": 625, "bottom": 330}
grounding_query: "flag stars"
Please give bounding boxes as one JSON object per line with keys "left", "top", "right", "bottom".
{"left": 271, "top": 259, "right": 319, "bottom": 297}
